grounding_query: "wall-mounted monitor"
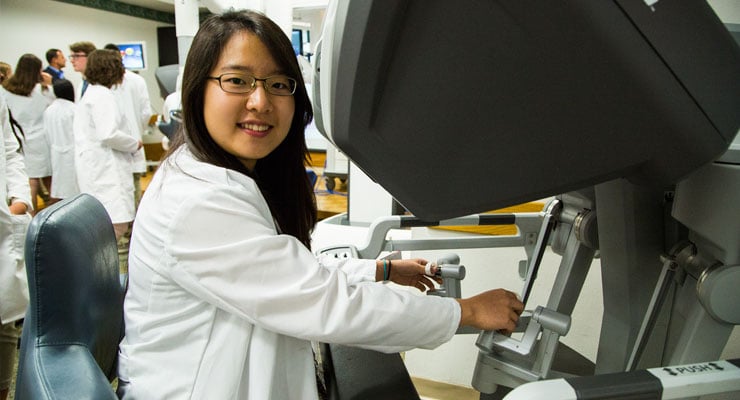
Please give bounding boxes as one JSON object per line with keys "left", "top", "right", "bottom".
{"left": 291, "top": 29, "right": 303, "bottom": 56}
{"left": 116, "top": 41, "right": 147, "bottom": 71}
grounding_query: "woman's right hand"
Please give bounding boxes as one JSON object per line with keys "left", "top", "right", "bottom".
{"left": 8, "top": 201, "right": 29, "bottom": 215}
{"left": 40, "top": 71, "right": 52, "bottom": 87}
{"left": 455, "top": 289, "right": 524, "bottom": 334}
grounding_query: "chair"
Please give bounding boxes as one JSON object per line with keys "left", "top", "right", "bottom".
{"left": 15, "top": 194, "right": 123, "bottom": 400}
{"left": 319, "top": 343, "right": 420, "bottom": 400}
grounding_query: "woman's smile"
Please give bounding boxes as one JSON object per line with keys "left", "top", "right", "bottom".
{"left": 238, "top": 121, "right": 271, "bottom": 137}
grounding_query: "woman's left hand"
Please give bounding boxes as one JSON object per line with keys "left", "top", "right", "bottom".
{"left": 387, "top": 258, "right": 442, "bottom": 292}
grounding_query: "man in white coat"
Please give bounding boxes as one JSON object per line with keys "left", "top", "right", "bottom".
{"left": 0, "top": 94, "right": 32, "bottom": 400}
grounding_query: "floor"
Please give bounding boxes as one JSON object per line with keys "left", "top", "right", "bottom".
{"left": 307, "top": 151, "right": 349, "bottom": 220}
{"left": 414, "top": 377, "right": 479, "bottom": 400}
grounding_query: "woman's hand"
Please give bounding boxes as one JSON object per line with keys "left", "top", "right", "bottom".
{"left": 456, "top": 289, "right": 524, "bottom": 334}
{"left": 8, "top": 201, "right": 29, "bottom": 215}
{"left": 377, "top": 258, "right": 442, "bottom": 292}
{"left": 40, "top": 71, "right": 52, "bottom": 88}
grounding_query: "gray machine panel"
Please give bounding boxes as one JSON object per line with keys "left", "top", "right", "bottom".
{"left": 322, "top": 0, "right": 740, "bottom": 221}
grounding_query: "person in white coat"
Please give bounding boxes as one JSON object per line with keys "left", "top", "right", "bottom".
{"left": 0, "top": 93, "right": 32, "bottom": 400}
{"left": 120, "top": 69, "right": 152, "bottom": 206}
{"left": 73, "top": 49, "right": 142, "bottom": 241}
{"left": 117, "top": 11, "right": 524, "bottom": 400}
{"left": 42, "top": 79, "right": 79, "bottom": 199}
{"left": 105, "top": 43, "right": 153, "bottom": 207}
{"left": 0, "top": 54, "right": 54, "bottom": 213}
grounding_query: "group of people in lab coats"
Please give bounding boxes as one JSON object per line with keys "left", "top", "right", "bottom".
{"left": 1, "top": 42, "right": 152, "bottom": 231}
{"left": 0, "top": 42, "right": 151, "bottom": 400}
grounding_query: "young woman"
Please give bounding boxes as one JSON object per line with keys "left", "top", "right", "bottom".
{"left": 0, "top": 93, "right": 31, "bottom": 400}
{"left": 73, "top": 49, "right": 141, "bottom": 241}
{"left": 117, "top": 10, "right": 523, "bottom": 399}
{"left": 0, "top": 54, "right": 54, "bottom": 213}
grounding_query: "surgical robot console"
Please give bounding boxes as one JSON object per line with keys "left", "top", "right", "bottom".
{"left": 314, "top": 1, "right": 740, "bottom": 399}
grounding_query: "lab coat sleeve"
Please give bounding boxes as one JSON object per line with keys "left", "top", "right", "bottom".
{"left": 316, "top": 254, "right": 376, "bottom": 285}
{"left": 164, "top": 188, "right": 460, "bottom": 353}
{"left": 2, "top": 99, "right": 31, "bottom": 206}
{"left": 92, "top": 98, "right": 140, "bottom": 153}
{"left": 136, "top": 80, "right": 152, "bottom": 129}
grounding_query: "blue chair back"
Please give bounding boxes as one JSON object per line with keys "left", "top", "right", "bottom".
{"left": 15, "top": 194, "right": 122, "bottom": 400}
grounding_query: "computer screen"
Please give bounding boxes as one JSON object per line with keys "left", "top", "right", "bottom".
{"left": 116, "top": 42, "right": 146, "bottom": 71}
{"left": 292, "top": 29, "right": 303, "bottom": 56}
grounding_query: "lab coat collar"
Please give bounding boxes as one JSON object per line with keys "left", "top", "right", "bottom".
{"left": 169, "top": 145, "right": 259, "bottom": 193}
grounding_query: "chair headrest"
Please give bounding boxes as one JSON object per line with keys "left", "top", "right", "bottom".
{"left": 24, "top": 194, "right": 123, "bottom": 349}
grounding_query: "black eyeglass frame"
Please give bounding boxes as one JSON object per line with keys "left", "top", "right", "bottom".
{"left": 207, "top": 73, "right": 297, "bottom": 96}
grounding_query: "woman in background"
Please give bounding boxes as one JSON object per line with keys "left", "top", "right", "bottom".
{"left": 43, "top": 79, "right": 78, "bottom": 200}
{"left": 73, "top": 49, "right": 141, "bottom": 241}
{"left": 117, "top": 10, "right": 523, "bottom": 399}
{"left": 0, "top": 54, "right": 54, "bottom": 213}
{"left": 0, "top": 62, "right": 11, "bottom": 84}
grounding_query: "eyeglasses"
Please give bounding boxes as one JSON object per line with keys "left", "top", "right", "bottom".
{"left": 207, "top": 73, "right": 297, "bottom": 96}
{"left": 68, "top": 53, "right": 87, "bottom": 60}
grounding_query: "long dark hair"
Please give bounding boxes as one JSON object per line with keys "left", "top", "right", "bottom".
{"left": 169, "top": 10, "right": 316, "bottom": 247}
{"left": 2, "top": 54, "right": 42, "bottom": 96}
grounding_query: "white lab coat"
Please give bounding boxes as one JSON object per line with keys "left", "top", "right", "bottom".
{"left": 43, "top": 98, "right": 79, "bottom": 199}
{"left": 114, "top": 70, "right": 152, "bottom": 173}
{"left": 73, "top": 84, "right": 139, "bottom": 224}
{"left": 0, "top": 95, "right": 32, "bottom": 324}
{"left": 118, "top": 147, "right": 460, "bottom": 399}
{"left": 0, "top": 85, "right": 53, "bottom": 178}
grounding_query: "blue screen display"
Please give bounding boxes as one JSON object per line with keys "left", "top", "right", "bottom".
{"left": 291, "top": 30, "right": 302, "bottom": 56}
{"left": 117, "top": 42, "right": 146, "bottom": 70}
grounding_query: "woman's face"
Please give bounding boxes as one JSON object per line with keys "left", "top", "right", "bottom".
{"left": 204, "top": 31, "right": 295, "bottom": 170}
